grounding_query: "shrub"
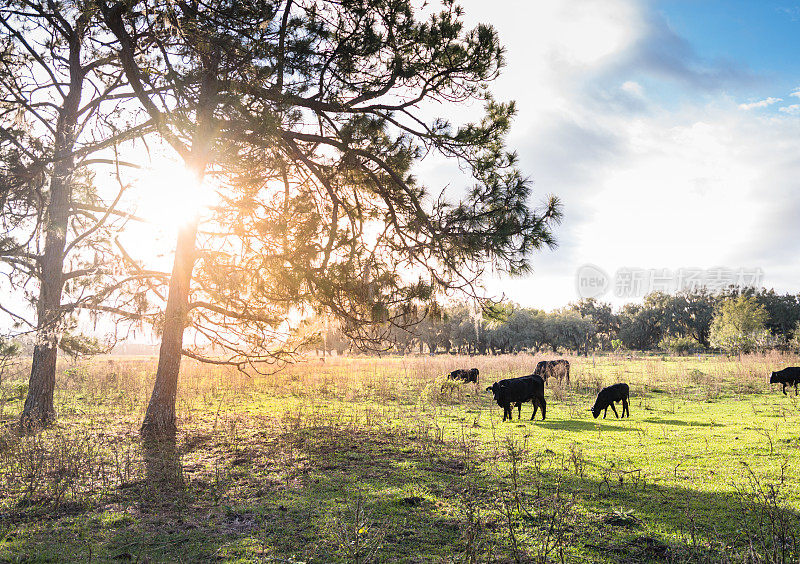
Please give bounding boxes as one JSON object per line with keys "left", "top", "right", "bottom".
{"left": 660, "top": 336, "right": 700, "bottom": 356}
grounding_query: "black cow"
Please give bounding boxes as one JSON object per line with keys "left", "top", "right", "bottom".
{"left": 770, "top": 367, "right": 800, "bottom": 396}
{"left": 591, "top": 383, "right": 630, "bottom": 419}
{"left": 534, "top": 359, "right": 570, "bottom": 385}
{"left": 486, "top": 375, "right": 546, "bottom": 421}
{"left": 447, "top": 368, "right": 479, "bottom": 383}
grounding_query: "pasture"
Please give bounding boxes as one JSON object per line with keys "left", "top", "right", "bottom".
{"left": 2, "top": 353, "right": 800, "bottom": 563}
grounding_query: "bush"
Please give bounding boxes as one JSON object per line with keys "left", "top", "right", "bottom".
{"left": 660, "top": 336, "right": 700, "bottom": 356}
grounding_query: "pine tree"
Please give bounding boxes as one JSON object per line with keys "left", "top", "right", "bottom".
{"left": 98, "top": 0, "right": 562, "bottom": 439}
{"left": 1, "top": 0, "right": 152, "bottom": 428}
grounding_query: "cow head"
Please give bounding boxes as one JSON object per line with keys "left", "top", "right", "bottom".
{"left": 486, "top": 382, "right": 504, "bottom": 401}
{"left": 769, "top": 371, "right": 779, "bottom": 384}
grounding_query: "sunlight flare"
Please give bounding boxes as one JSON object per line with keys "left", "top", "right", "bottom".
{"left": 133, "top": 161, "right": 215, "bottom": 229}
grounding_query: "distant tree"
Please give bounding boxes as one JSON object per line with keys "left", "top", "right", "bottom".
{"left": 717, "top": 286, "right": 800, "bottom": 343}
{"left": 672, "top": 288, "right": 716, "bottom": 349}
{"left": 500, "top": 307, "right": 547, "bottom": 353}
{"left": 659, "top": 336, "right": 699, "bottom": 356}
{"left": 568, "top": 297, "right": 616, "bottom": 351}
{"left": 478, "top": 302, "right": 511, "bottom": 354}
{"left": 641, "top": 291, "right": 676, "bottom": 335}
{"left": 100, "top": 0, "right": 562, "bottom": 438}
{"left": 388, "top": 323, "right": 417, "bottom": 355}
{"left": 417, "top": 307, "right": 448, "bottom": 354}
{"left": 326, "top": 325, "right": 353, "bottom": 357}
{"left": 790, "top": 321, "right": 800, "bottom": 353}
{"left": 638, "top": 289, "right": 716, "bottom": 349}
{"left": 709, "top": 295, "right": 771, "bottom": 355}
{"left": 448, "top": 305, "right": 480, "bottom": 355}
{"left": 547, "top": 311, "right": 596, "bottom": 356}
{"left": 618, "top": 303, "right": 662, "bottom": 350}
{"left": 754, "top": 289, "right": 800, "bottom": 341}
{"left": 305, "top": 316, "right": 352, "bottom": 357}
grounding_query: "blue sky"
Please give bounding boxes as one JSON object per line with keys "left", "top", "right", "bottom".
{"left": 650, "top": 0, "right": 800, "bottom": 106}
{"left": 435, "top": 0, "right": 800, "bottom": 310}
{"left": 656, "top": 1, "right": 800, "bottom": 87}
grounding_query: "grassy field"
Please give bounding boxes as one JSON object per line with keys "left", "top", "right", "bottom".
{"left": 1, "top": 352, "right": 800, "bottom": 563}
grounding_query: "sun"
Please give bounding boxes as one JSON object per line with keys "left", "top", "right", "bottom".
{"left": 112, "top": 157, "right": 220, "bottom": 269}
{"left": 133, "top": 160, "right": 215, "bottom": 229}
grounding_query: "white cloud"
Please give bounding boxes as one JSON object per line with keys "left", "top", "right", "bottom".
{"left": 621, "top": 80, "right": 644, "bottom": 97}
{"left": 738, "top": 97, "right": 782, "bottom": 110}
{"left": 780, "top": 104, "right": 800, "bottom": 115}
{"left": 458, "top": 0, "right": 800, "bottom": 310}
{"left": 790, "top": 88, "right": 800, "bottom": 98}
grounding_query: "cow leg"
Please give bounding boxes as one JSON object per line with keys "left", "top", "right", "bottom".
{"left": 622, "top": 398, "right": 629, "bottom": 418}
{"left": 530, "top": 400, "right": 538, "bottom": 421}
{"left": 610, "top": 403, "right": 619, "bottom": 418}
{"left": 517, "top": 402, "right": 522, "bottom": 420}
{"left": 783, "top": 383, "right": 788, "bottom": 395}
{"left": 539, "top": 397, "right": 546, "bottom": 420}
{"left": 603, "top": 407, "right": 608, "bottom": 419}
{"left": 795, "top": 381, "right": 798, "bottom": 396}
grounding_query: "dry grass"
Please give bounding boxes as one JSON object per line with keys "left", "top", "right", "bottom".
{"left": 1, "top": 351, "right": 799, "bottom": 562}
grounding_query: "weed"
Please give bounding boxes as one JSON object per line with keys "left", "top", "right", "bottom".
{"left": 326, "top": 493, "right": 385, "bottom": 564}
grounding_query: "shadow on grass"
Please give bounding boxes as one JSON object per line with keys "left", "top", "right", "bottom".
{"left": 640, "top": 417, "right": 718, "bottom": 427}
{"left": 142, "top": 435, "right": 186, "bottom": 502}
{"left": 3, "top": 423, "right": 800, "bottom": 563}
{"left": 1, "top": 425, "right": 498, "bottom": 562}
{"left": 251, "top": 425, "right": 489, "bottom": 561}
{"left": 536, "top": 419, "right": 630, "bottom": 432}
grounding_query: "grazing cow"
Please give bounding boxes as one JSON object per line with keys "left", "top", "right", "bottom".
{"left": 534, "top": 359, "right": 570, "bottom": 385}
{"left": 486, "top": 375, "right": 546, "bottom": 421}
{"left": 591, "top": 383, "right": 630, "bottom": 419}
{"left": 447, "top": 368, "right": 479, "bottom": 383}
{"left": 770, "top": 367, "right": 800, "bottom": 396}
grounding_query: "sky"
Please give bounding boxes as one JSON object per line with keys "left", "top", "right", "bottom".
{"left": 416, "top": 0, "right": 800, "bottom": 310}
{"left": 4, "top": 0, "right": 799, "bottom": 338}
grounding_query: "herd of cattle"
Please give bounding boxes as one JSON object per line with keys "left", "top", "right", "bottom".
{"left": 447, "top": 361, "right": 800, "bottom": 422}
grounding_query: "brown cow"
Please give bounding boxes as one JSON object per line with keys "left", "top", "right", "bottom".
{"left": 534, "top": 359, "right": 570, "bottom": 385}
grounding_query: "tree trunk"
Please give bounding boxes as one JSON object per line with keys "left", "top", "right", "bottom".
{"left": 21, "top": 164, "right": 72, "bottom": 428}
{"left": 20, "top": 34, "right": 82, "bottom": 428}
{"left": 140, "top": 220, "right": 199, "bottom": 439}
{"left": 103, "top": 4, "right": 219, "bottom": 440}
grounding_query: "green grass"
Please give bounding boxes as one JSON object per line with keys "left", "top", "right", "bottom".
{"left": 1, "top": 352, "right": 800, "bottom": 562}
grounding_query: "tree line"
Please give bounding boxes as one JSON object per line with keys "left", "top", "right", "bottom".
{"left": 315, "top": 287, "right": 800, "bottom": 356}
